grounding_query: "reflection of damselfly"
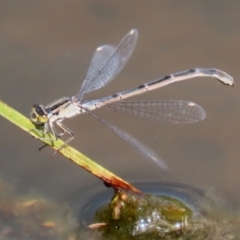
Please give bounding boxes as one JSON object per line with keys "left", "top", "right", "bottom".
{"left": 30, "top": 29, "right": 234, "bottom": 170}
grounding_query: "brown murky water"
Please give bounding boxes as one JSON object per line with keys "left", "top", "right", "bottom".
{"left": 0, "top": 1, "right": 239, "bottom": 224}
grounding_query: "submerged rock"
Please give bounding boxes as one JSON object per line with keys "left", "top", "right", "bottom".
{"left": 89, "top": 183, "right": 240, "bottom": 240}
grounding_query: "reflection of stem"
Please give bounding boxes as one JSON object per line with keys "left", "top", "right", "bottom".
{"left": 0, "top": 100, "right": 141, "bottom": 193}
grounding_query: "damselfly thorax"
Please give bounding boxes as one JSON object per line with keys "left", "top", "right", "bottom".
{"left": 30, "top": 96, "right": 85, "bottom": 146}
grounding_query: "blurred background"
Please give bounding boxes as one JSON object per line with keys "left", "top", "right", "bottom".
{"left": 0, "top": 1, "right": 239, "bottom": 209}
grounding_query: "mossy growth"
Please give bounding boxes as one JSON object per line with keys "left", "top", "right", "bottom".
{"left": 91, "top": 189, "right": 214, "bottom": 240}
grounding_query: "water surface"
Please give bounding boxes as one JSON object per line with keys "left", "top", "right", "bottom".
{"left": 0, "top": 1, "right": 239, "bottom": 213}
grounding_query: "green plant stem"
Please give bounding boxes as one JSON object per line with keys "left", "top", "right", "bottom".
{"left": 0, "top": 100, "right": 141, "bottom": 193}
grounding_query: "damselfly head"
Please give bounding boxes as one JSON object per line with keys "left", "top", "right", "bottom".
{"left": 30, "top": 104, "right": 49, "bottom": 126}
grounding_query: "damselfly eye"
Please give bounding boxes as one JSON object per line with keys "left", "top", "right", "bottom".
{"left": 31, "top": 113, "right": 37, "bottom": 119}
{"left": 34, "top": 105, "right": 45, "bottom": 116}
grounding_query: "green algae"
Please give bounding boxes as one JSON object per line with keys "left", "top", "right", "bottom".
{"left": 91, "top": 189, "right": 240, "bottom": 240}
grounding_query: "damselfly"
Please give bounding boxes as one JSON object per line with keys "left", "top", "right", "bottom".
{"left": 30, "top": 29, "right": 234, "bottom": 170}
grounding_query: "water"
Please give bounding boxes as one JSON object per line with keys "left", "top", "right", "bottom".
{"left": 0, "top": 0, "right": 239, "bottom": 226}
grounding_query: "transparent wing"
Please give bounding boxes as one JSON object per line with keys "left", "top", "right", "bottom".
{"left": 85, "top": 108, "right": 168, "bottom": 171}
{"left": 108, "top": 124, "right": 168, "bottom": 171}
{"left": 85, "top": 45, "right": 117, "bottom": 84}
{"left": 78, "top": 29, "right": 138, "bottom": 101}
{"left": 105, "top": 100, "right": 206, "bottom": 123}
